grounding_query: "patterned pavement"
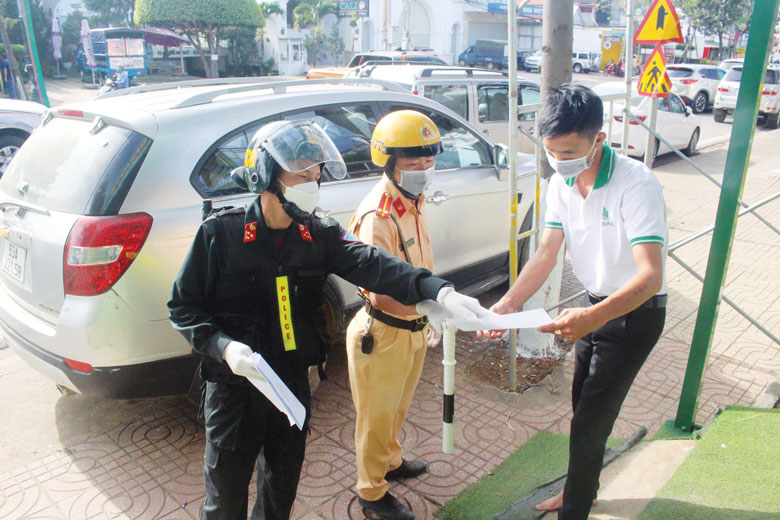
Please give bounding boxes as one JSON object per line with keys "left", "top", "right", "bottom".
{"left": 1, "top": 135, "right": 778, "bottom": 519}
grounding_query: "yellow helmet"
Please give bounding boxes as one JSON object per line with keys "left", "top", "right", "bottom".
{"left": 370, "top": 110, "right": 443, "bottom": 167}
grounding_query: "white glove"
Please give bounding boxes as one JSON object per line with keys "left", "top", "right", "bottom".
{"left": 223, "top": 341, "right": 265, "bottom": 381}
{"left": 416, "top": 299, "right": 447, "bottom": 334}
{"left": 436, "top": 286, "right": 493, "bottom": 321}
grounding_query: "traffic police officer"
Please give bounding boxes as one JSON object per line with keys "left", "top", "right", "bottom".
{"left": 168, "top": 120, "right": 485, "bottom": 520}
{"left": 346, "top": 110, "right": 462, "bottom": 520}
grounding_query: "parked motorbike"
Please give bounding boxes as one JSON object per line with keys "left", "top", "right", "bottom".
{"left": 97, "top": 77, "right": 118, "bottom": 96}
{"left": 604, "top": 61, "right": 625, "bottom": 77}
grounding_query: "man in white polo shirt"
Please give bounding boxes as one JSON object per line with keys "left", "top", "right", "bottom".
{"left": 479, "top": 84, "right": 667, "bottom": 520}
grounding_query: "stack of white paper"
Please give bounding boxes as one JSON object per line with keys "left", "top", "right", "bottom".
{"left": 447, "top": 308, "right": 553, "bottom": 332}
{"left": 247, "top": 353, "right": 307, "bottom": 430}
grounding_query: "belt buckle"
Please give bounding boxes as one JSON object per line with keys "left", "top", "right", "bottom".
{"left": 414, "top": 316, "right": 428, "bottom": 331}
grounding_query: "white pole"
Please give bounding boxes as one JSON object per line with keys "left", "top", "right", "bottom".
{"left": 644, "top": 97, "right": 658, "bottom": 167}
{"left": 442, "top": 323, "right": 456, "bottom": 454}
{"left": 622, "top": 0, "right": 635, "bottom": 154}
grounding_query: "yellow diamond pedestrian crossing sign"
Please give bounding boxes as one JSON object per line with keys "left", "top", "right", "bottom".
{"left": 634, "top": 0, "right": 684, "bottom": 45}
{"left": 638, "top": 45, "right": 672, "bottom": 98}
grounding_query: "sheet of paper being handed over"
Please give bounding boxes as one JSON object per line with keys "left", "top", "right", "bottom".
{"left": 448, "top": 308, "right": 553, "bottom": 332}
{"left": 246, "top": 353, "right": 307, "bottom": 430}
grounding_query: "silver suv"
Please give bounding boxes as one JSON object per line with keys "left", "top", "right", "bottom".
{"left": 345, "top": 65, "right": 541, "bottom": 151}
{"left": 0, "top": 78, "right": 536, "bottom": 398}
{"left": 714, "top": 65, "right": 780, "bottom": 128}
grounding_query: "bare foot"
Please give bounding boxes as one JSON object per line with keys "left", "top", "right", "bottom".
{"left": 535, "top": 491, "right": 598, "bottom": 512}
{"left": 535, "top": 490, "right": 564, "bottom": 511}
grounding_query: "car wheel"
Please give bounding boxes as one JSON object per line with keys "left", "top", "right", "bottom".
{"left": 647, "top": 138, "right": 659, "bottom": 166}
{"left": 0, "top": 133, "right": 27, "bottom": 179}
{"left": 458, "top": 59, "right": 466, "bottom": 67}
{"left": 714, "top": 108, "right": 727, "bottom": 123}
{"left": 573, "top": 63, "right": 582, "bottom": 73}
{"left": 766, "top": 112, "right": 779, "bottom": 129}
{"left": 684, "top": 128, "right": 700, "bottom": 156}
{"left": 692, "top": 91, "right": 708, "bottom": 114}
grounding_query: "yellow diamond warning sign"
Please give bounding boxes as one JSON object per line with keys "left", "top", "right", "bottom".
{"left": 634, "top": 0, "right": 683, "bottom": 45}
{"left": 638, "top": 45, "right": 672, "bottom": 98}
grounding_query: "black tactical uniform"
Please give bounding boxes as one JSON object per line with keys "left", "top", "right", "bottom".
{"left": 168, "top": 198, "right": 448, "bottom": 520}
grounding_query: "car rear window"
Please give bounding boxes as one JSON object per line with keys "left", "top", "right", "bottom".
{"left": 724, "top": 68, "right": 779, "bottom": 84}
{"left": 668, "top": 67, "right": 693, "bottom": 78}
{"left": 0, "top": 116, "right": 151, "bottom": 215}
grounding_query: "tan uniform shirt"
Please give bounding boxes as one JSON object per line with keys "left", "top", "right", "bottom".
{"left": 349, "top": 174, "right": 434, "bottom": 319}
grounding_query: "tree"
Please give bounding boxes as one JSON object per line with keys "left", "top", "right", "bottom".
{"left": 83, "top": 0, "right": 135, "bottom": 28}
{"left": 257, "top": 1, "right": 282, "bottom": 75}
{"left": 135, "top": 0, "right": 263, "bottom": 78}
{"left": 325, "top": 25, "right": 344, "bottom": 65}
{"left": 692, "top": 0, "right": 752, "bottom": 60}
{"left": 293, "top": 0, "right": 336, "bottom": 30}
{"left": 0, "top": 2, "right": 24, "bottom": 99}
{"left": 301, "top": 25, "right": 327, "bottom": 66}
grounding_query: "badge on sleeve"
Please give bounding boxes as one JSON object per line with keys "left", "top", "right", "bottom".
{"left": 244, "top": 221, "right": 257, "bottom": 243}
{"left": 376, "top": 192, "right": 393, "bottom": 219}
{"left": 297, "top": 223, "right": 313, "bottom": 242}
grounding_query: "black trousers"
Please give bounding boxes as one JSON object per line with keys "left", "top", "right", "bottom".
{"left": 201, "top": 378, "right": 311, "bottom": 520}
{"left": 559, "top": 305, "right": 665, "bottom": 520}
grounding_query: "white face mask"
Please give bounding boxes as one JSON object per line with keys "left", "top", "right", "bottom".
{"left": 398, "top": 165, "right": 435, "bottom": 196}
{"left": 545, "top": 136, "right": 599, "bottom": 179}
{"left": 279, "top": 180, "right": 320, "bottom": 214}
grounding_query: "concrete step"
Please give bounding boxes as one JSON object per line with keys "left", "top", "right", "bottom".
{"left": 540, "top": 439, "right": 697, "bottom": 520}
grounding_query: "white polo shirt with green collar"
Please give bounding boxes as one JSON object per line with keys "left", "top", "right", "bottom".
{"left": 545, "top": 144, "right": 667, "bottom": 298}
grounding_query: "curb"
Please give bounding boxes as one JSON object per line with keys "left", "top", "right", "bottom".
{"left": 753, "top": 380, "right": 780, "bottom": 409}
{"left": 697, "top": 135, "right": 730, "bottom": 151}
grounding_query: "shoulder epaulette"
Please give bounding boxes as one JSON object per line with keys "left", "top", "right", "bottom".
{"left": 376, "top": 192, "right": 393, "bottom": 219}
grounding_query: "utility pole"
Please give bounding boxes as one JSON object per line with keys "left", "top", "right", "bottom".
{"left": 402, "top": 0, "right": 412, "bottom": 51}
{"left": 382, "top": 0, "right": 389, "bottom": 50}
{"left": 516, "top": 0, "right": 572, "bottom": 361}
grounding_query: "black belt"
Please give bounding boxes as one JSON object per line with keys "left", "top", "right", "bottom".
{"left": 588, "top": 293, "right": 667, "bottom": 311}
{"left": 365, "top": 303, "right": 429, "bottom": 332}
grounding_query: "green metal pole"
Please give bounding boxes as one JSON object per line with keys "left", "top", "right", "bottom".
{"left": 673, "top": 0, "right": 780, "bottom": 432}
{"left": 20, "top": 0, "right": 49, "bottom": 107}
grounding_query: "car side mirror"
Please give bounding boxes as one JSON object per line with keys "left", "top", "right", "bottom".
{"left": 685, "top": 106, "right": 692, "bottom": 116}
{"left": 495, "top": 143, "right": 509, "bottom": 169}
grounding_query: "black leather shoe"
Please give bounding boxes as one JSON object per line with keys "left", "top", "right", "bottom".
{"left": 358, "top": 492, "right": 415, "bottom": 520}
{"left": 385, "top": 459, "right": 427, "bottom": 480}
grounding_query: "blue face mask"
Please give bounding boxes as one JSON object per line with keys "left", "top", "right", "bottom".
{"left": 545, "top": 136, "right": 599, "bottom": 179}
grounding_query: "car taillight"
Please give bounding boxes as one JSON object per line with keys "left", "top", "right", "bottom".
{"left": 718, "top": 87, "right": 729, "bottom": 92}
{"left": 614, "top": 115, "right": 646, "bottom": 125}
{"left": 64, "top": 213, "right": 153, "bottom": 296}
{"left": 762, "top": 89, "right": 778, "bottom": 96}
{"left": 680, "top": 79, "right": 697, "bottom": 84}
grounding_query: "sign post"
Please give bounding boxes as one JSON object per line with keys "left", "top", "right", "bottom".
{"left": 633, "top": 0, "right": 683, "bottom": 166}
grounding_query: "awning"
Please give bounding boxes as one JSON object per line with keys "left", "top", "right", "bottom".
{"left": 142, "top": 27, "right": 190, "bottom": 47}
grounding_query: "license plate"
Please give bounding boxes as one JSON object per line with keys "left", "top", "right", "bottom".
{"left": 2, "top": 239, "right": 26, "bottom": 283}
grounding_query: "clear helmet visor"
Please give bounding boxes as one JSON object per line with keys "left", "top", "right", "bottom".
{"left": 258, "top": 120, "right": 347, "bottom": 180}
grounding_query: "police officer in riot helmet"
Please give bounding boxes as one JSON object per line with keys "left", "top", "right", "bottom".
{"left": 168, "top": 120, "right": 489, "bottom": 520}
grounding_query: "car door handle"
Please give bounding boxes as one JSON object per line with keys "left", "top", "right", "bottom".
{"left": 426, "top": 191, "right": 449, "bottom": 205}
{"left": 483, "top": 129, "right": 490, "bottom": 135}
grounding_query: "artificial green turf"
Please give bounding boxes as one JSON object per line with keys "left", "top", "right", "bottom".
{"left": 436, "top": 431, "right": 622, "bottom": 520}
{"left": 638, "top": 406, "right": 780, "bottom": 520}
